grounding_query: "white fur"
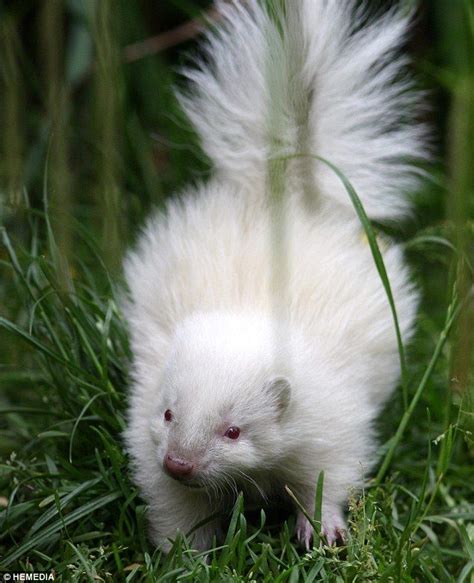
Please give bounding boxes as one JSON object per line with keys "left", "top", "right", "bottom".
{"left": 124, "top": 0, "right": 425, "bottom": 551}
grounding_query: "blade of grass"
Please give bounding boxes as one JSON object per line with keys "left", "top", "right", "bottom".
{"left": 29, "top": 478, "right": 102, "bottom": 537}
{"left": 1, "top": 490, "right": 121, "bottom": 567}
{"left": 0, "top": 316, "right": 81, "bottom": 375}
{"left": 375, "top": 291, "right": 460, "bottom": 483}
{"left": 277, "top": 153, "right": 409, "bottom": 409}
{"left": 68, "top": 392, "right": 107, "bottom": 463}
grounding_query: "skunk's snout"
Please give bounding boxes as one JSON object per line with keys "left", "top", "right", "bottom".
{"left": 163, "top": 454, "right": 195, "bottom": 481}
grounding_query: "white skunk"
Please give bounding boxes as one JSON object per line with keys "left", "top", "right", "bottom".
{"left": 124, "top": 0, "right": 427, "bottom": 551}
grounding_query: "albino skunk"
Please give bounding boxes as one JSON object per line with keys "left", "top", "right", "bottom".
{"left": 124, "top": 0, "right": 427, "bottom": 551}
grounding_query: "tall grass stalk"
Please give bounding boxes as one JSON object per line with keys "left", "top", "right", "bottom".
{"left": 40, "top": 0, "right": 73, "bottom": 285}
{"left": 446, "top": 2, "right": 474, "bottom": 427}
{"left": 0, "top": 15, "right": 24, "bottom": 209}
{"left": 93, "top": 0, "right": 124, "bottom": 273}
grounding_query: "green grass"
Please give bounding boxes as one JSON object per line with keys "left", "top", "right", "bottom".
{"left": 0, "top": 220, "right": 472, "bottom": 581}
{"left": 0, "top": 0, "right": 473, "bottom": 581}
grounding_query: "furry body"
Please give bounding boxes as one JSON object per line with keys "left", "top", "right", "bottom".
{"left": 124, "top": 0, "right": 426, "bottom": 551}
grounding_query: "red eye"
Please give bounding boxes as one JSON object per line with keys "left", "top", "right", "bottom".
{"left": 164, "top": 409, "right": 173, "bottom": 422}
{"left": 224, "top": 426, "right": 240, "bottom": 440}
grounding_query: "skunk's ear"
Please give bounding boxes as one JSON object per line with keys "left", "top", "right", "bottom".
{"left": 265, "top": 376, "right": 291, "bottom": 416}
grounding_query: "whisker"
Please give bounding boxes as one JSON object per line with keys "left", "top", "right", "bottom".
{"left": 234, "top": 469, "right": 267, "bottom": 502}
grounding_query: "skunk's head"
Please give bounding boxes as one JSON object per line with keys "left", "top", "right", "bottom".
{"left": 149, "top": 312, "right": 293, "bottom": 494}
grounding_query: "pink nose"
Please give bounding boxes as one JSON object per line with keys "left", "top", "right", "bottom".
{"left": 164, "top": 454, "right": 194, "bottom": 480}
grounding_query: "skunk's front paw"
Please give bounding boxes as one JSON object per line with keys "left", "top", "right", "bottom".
{"left": 295, "top": 512, "right": 314, "bottom": 551}
{"left": 295, "top": 507, "right": 346, "bottom": 549}
{"left": 322, "top": 507, "right": 346, "bottom": 546}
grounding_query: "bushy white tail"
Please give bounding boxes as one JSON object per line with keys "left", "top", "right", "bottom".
{"left": 179, "top": 0, "right": 428, "bottom": 221}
